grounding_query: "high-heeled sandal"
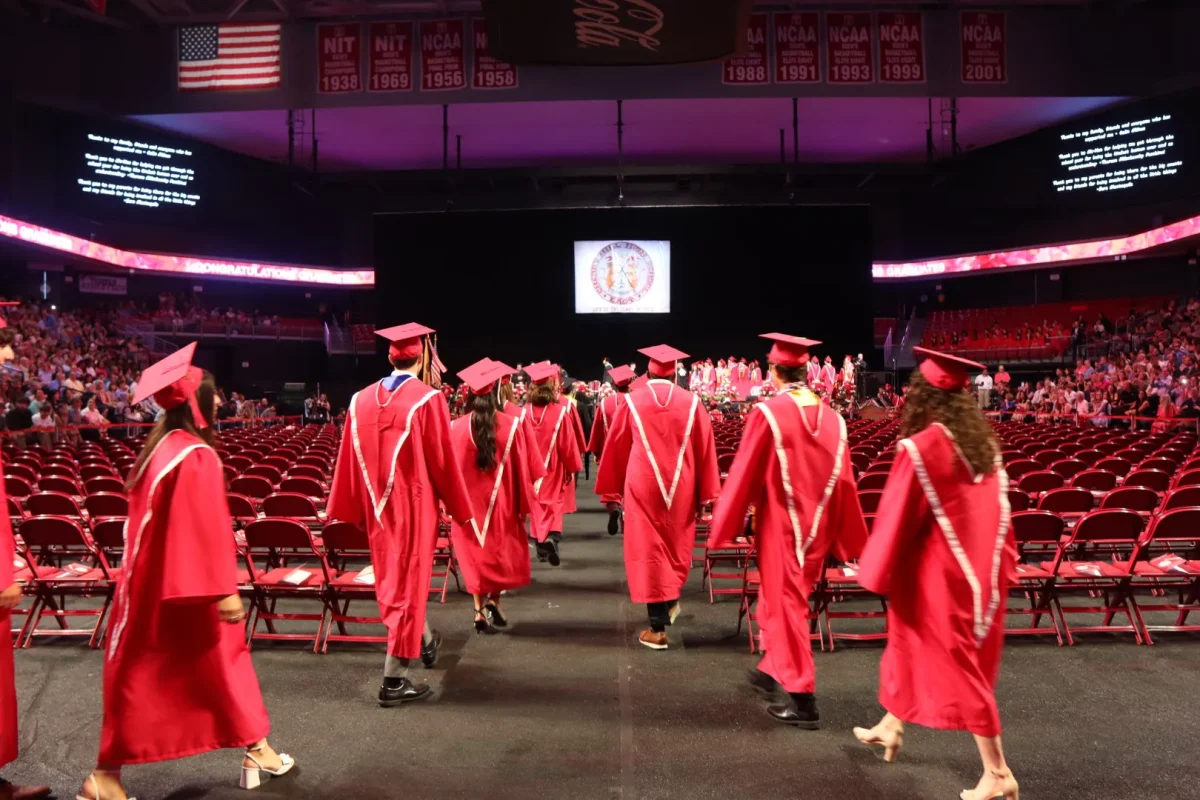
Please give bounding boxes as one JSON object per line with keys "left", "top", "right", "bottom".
{"left": 77, "top": 773, "right": 136, "bottom": 800}
{"left": 852, "top": 725, "right": 903, "bottom": 763}
{"left": 474, "top": 608, "right": 497, "bottom": 635}
{"left": 484, "top": 601, "right": 508, "bottom": 628}
{"left": 240, "top": 744, "right": 296, "bottom": 790}
{"left": 960, "top": 769, "right": 1018, "bottom": 800}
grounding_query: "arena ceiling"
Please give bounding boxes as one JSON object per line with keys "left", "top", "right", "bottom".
{"left": 130, "top": 95, "right": 1125, "bottom": 173}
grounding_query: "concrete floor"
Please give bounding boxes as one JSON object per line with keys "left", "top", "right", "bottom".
{"left": 7, "top": 478, "right": 1200, "bottom": 799}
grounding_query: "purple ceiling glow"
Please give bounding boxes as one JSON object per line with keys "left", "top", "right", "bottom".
{"left": 131, "top": 96, "right": 1125, "bottom": 172}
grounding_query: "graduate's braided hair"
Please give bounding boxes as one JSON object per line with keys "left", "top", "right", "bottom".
{"left": 900, "top": 371, "right": 999, "bottom": 476}
{"left": 469, "top": 390, "right": 500, "bottom": 471}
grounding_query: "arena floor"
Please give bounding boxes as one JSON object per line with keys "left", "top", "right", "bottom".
{"left": 9, "top": 478, "right": 1200, "bottom": 800}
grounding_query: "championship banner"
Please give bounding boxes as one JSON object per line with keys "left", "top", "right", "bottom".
{"left": 877, "top": 12, "right": 924, "bottom": 84}
{"left": 722, "top": 12, "right": 768, "bottom": 85}
{"left": 317, "top": 23, "right": 362, "bottom": 94}
{"left": 471, "top": 18, "right": 518, "bottom": 90}
{"left": 420, "top": 19, "right": 467, "bottom": 92}
{"left": 826, "top": 12, "right": 874, "bottom": 84}
{"left": 480, "top": 0, "right": 754, "bottom": 67}
{"left": 773, "top": 12, "right": 820, "bottom": 85}
{"left": 78, "top": 274, "right": 127, "bottom": 296}
{"left": 368, "top": 21, "right": 414, "bottom": 93}
{"left": 961, "top": 10, "right": 1007, "bottom": 84}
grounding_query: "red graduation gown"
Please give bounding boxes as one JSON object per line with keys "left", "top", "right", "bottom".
{"left": 502, "top": 401, "right": 548, "bottom": 487}
{"left": 708, "top": 392, "right": 868, "bottom": 693}
{"left": 587, "top": 394, "right": 623, "bottom": 504}
{"left": 526, "top": 402, "right": 582, "bottom": 542}
{"left": 858, "top": 424, "right": 1014, "bottom": 737}
{"left": 1, "top": 457, "right": 16, "bottom": 769}
{"left": 595, "top": 380, "right": 721, "bottom": 603}
{"left": 559, "top": 396, "right": 586, "bottom": 514}
{"left": 101, "top": 430, "right": 269, "bottom": 764}
{"left": 448, "top": 412, "right": 539, "bottom": 595}
{"left": 327, "top": 376, "right": 477, "bottom": 658}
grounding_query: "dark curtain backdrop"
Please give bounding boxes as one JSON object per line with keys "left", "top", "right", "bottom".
{"left": 374, "top": 206, "right": 873, "bottom": 382}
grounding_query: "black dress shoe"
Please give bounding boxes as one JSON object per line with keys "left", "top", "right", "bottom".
{"left": 607, "top": 510, "right": 620, "bottom": 535}
{"left": 747, "top": 668, "right": 778, "bottom": 697}
{"left": 768, "top": 693, "right": 820, "bottom": 729}
{"left": 535, "top": 540, "right": 553, "bottom": 563}
{"left": 421, "top": 629, "right": 443, "bottom": 668}
{"left": 549, "top": 531, "right": 563, "bottom": 543}
{"left": 378, "top": 677, "right": 432, "bottom": 707}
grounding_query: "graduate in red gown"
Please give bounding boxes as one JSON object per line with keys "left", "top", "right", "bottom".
{"left": 524, "top": 362, "right": 582, "bottom": 566}
{"left": 0, "top": 317, "right": 50, "bottom": 800}
{"left": 80, "top": 344, "right": 292, "bottom": 800}
{"left": 709, "top": 334, "right": 869, "bottom": 727}
{"left": 557, "top": 371, "right": 586, "bottom": 516}
{"left": 853, "top": 347, "right": 1018, "bottom": 800}
{"left": 806, "top": 357, "right": 823, "bottom": 390}
{"left": 327, "top": 323, "right": 477, "bottom": 707}
{"left": 498, "top": 365, "right": 548, "bottom": 490}
{"left": 595, "top": 345, "right": 721, "bottom": 650}
{"left": 588, "top": 365, "right": 636, "bottom": 536}
{"left": 448, "top": 359, "right": 540, "bottom": 634}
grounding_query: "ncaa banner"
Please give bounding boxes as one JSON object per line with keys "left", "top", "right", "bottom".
{"left": 79, "top": 274, "right": 128, "bottom": 295}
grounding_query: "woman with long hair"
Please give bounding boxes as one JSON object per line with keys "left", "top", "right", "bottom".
{"left": 448, "top": 360, "right": 540, "bottom": 633}
{"left": 853, "top": 348, "right": 1018, "bottom": 800}
{"left": 78, "top": 344, "right": 293, "bottom": 800}
{"left": 524, "top": 363, "right": 582, "bottom": 566}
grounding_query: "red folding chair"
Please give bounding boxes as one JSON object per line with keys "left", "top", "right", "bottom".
{"left": 246, "top": 464, "right": 283, "bottom": 485}
{"left": 1095, "top": 457, "right": 1133, "bottom": 477}
{"left": 1100, "top": 486, "right": 1160, "bottom": 515}
{"left": 41, "top": 464, "right": 77, "bottom": 480}
{"left": 857, "top": 490, "right": 883, "bottom": 514}
{"left": 18, "top": 516, "right": 114, "bottom": 648}
{"left": 1037, "top": 487, "right": 1094, "bottom": 519}
{"left": 1124, "top": 469, "right": 1172, "bottom": 492}
{"left": 429, "top": 533, "right": 462, "bottom": 603}
{"left": 1007, "top": 511, "right": 1068, "bottom": 645}
{"left": 4, "top": 476, "right": 33, "bottom": 502}
{"left": 856, "top": 472, "right": 889, "bottom": 491}
{"left": 4, "top": 465, "right": 37, "bottom": 485}
{"left": 1162, "top": 486, "right": 1200, "bottom": 511}
{"left": 84, "top": 492, "right": 128, "bottom": 519}
{"left": 280, "top": 476, "right": 325, "bottom": 499}
{"left": 285, "top": 465, "right": 326, "bottom": 483}
{"left": 85, "top": 476, "right": 125, "bottom": 495}
{"left": 1007, "top": 489, "right": 1031, "bottom": 512}
{"left": 1172, "top": 469, "right": 1200, "bottom": 488}
{"left": 1126, "top": 508, "right": 1200, "bottom": 641}
{"left": 1017, "top": 471, "right": 1064, "bottom": 497}
{"left": 1070, "top": 469, "right": 1118, "bottom": 495}
{"left": 25, "top": 492, "right": 87, "bottom": 523}
{"left": 241, "top": 518, "right": 330, "bottom": 652}
{"left": 79, "top": 464, "right": 119, "bottom": 482}
{"left": 231, "top": 476, "right": 274, "bottom": 504}
{"left": 1050, "top": 459, "right": 1088, "bottom": 480}
{"left": 262, "top": 492, "right": 325, "bottom": 528}
{"left": 319, "top": 521, "right": 388, "bottom": 653}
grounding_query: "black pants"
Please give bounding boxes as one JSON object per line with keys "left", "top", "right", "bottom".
{"left": 647, "top": 599, "right": 678, "bottom": 633}
{"left": 583, "top": 453, "right": 591, "bottom": 480}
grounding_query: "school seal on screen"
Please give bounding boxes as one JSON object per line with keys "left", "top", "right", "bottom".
{"left": 590, "top": 241, "right": 655, "bottom": 306}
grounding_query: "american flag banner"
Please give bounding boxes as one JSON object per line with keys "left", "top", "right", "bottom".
{"left": 429, "top": 335, "right": 447, "bottom": 386}
{"left": 178, "top": 23, "right": 282, "bottom": 92}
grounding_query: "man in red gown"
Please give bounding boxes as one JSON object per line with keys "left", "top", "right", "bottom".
{"left": 328, "top": 323, "right": 478, "bottom": 707}
{"left": 709, "top": 334, "right": 869, "bottom": 727}
{"left": 853, "top": 347, "right": 1018, "bottom": 800}
{"left": 0, "top": 315, "right": 49, "bottom": 800}
{"left": 596, "top": 345, "right": 721, "bottom": 650}
{"left": 524, "top": 362, "right": 582, "bottom": 565}
{"left": 588, "top": 365, "right": 636, "bottom": 535}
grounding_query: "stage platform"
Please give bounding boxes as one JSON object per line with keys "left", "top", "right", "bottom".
{"left": 8, "top": 478, "right": 1200, "bottom": 800}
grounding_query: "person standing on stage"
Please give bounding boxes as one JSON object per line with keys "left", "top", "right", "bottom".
{"left": 709, "top": 334, "right": 868, "bottom": 728}
{"left": 596, "top": 345, "right": 721, "bottom": 650}
{"left": 79, "top": 344, "right": 293, "bottom": 800}
{"left": 448, "top": 360, "right": 540, "bottom": 634}
{"left": 0, "top": 316, "right": 50, "bottom": 800}
{"left": 524, "top": 362, "right": 582, "bottom": 566}
{"left": 821, "top": 356, "right": 837, "bottom": 394}
{"left": 853, "top": 347, "right": 1017, "bottom": 800}
{"left": 328, "top": 323, "right": 477, "bottom": 707}
{"left": 588, "top": 365, "right": 636, "bottom": 535}
{"left": 806, "top": 354, "right": 823, "bottom": 389}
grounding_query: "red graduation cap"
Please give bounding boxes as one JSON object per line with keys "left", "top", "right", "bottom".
{"left": 608, "top": 365, "right": 636, "bottom": 386}
{"left": 489, "top": 359, "right": 516, "bottom": 384}
{"left": 760, "top": 333, "right": 821, "bottom": 369}
{"left": 376, "top": 322, "right": 434, "bottom": 361}
{"left": 630, "top": 373, "right": 650, "bottom": 391}
{"left": 132, "top": 341, "right": 208, "bottom": 429}
{"left": 457, "top": 358, "right": 511, "bottom": 395}
{"left": 913, "top": 346, "right": 984, "bottom": 391}
{"left": 639, "top": 344, "right": 688, "bottom": 378}
{"left": 525, "top": 362, "right": 560, "bottom": 384}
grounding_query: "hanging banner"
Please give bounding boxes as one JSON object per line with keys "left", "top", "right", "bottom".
{"left": 877, "top": 12, "right": 924, "bottom": 84}
{"left": 79, "top": 274, "right": 127, "bottom": 296}
{"left": 317, "top": 23, "right": 363, "bottom": 94}
{"left": 368, "top": 21, "right": 414, "bottom": 93}
{"left": 480, "top": 0, "right": 753, "bottom": 67}
{"left": 961, "top": 10, "right": 1007, "bottom": 84}
{"left": 471, "top": 18, "right": 519, "bottom": 90}
{"left": 420, "top": 18, "right": 467, "bottom": 92}
{"left": 826, "top": 12, "right": 874, "bottom": 84}
{"left": 773, "top": 12, "right": 820, "bottom": 85}
{"left": 721, "top": 12, "right": 768, "bottom": 85}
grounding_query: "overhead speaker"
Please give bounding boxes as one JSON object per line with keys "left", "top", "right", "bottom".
{"left": 481, "top": 0, "right": 755, "bottom": 66}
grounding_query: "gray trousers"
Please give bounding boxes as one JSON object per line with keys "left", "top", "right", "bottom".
{"left": 383, "top": 621, "right": 434, "bottom": 678}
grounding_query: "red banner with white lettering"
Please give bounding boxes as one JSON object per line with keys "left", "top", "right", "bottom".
{"left": 420, "top": 18, "right": 467, "bottom": 92}
{"left": 961, "top": 10, "right": 1007, "bottom": 84}
{"left": 368, "top": 21, "right": 414, "bottom": 93}
{"left": 471, "top": 18, "right": 518, "bottom": 90}
{"left": 722, "top": 12, "right": 768, "bottom": 86}
{"left": 317, "top": 23, "right": 362, "bottom": 94}
{"left": 773, "top": 12, "right": 820, "bottom": 85}
{"left": 826, "top": 12, "right": 874, "bottom": 84}
{"left": 877, "top": 12, "right": 924, "bottom": 84}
